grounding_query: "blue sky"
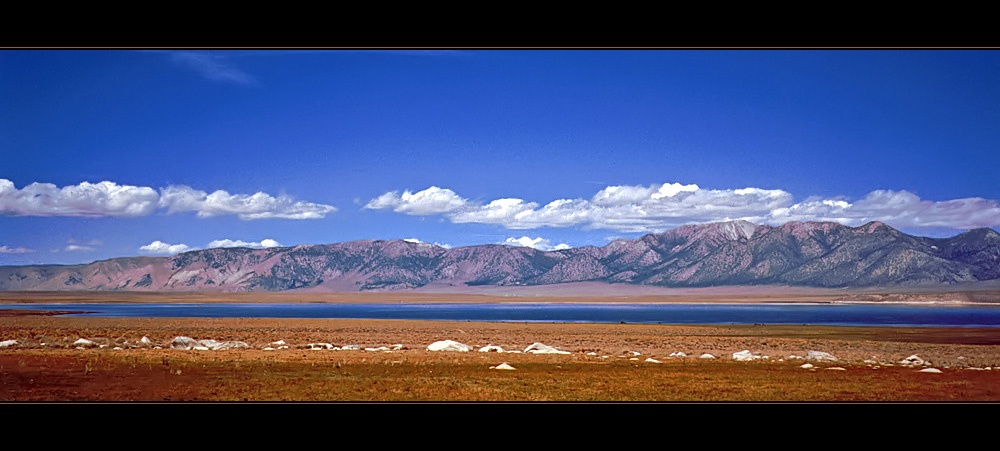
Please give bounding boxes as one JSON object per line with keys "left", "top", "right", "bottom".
{"left": 2, "top": 49, "right": 999, "bottom": 265}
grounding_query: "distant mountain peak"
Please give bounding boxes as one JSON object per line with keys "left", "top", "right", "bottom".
{"left": 2, "top": 219, "right": 999, "bottom": 292}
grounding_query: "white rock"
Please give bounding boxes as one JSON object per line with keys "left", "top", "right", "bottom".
{"left": 699, "top": 353, "right": 716, "bottom": 359}
{"left": 806, "top": 350, "right": 838, "bottom": 362}
{"left": 586, "top": 352, "right": 598, "bottom": 356}
{"left": 139, "top": 336, "right": 152, "bottom": 345}
{"left": 73, "top": 338, "right": 95, "bottom": 348}
{"left": 339, "top": 344, "right": 360, "bottom": 351}
{"left": 826, "top": 367, "right": 846, "bottom": 371}
{"left": 0, "top": 339, "right": 17, "bottom": 348}
{"left": 800, "top": 363, "right": 815, "bottom": 369}
{"left": 306, "top": 343, "right": 335, "bottom": 350}
{"left": 478, "top": 345, "right": 505, "bottom": 353}
{"left": 198, "top": 339, "right": 221, "bottom": 349}
{"left": 170, "top": 336, "right": 200, "bottom": 350}
{"left": 732, "top": 350, "right": 759, "bottom": 361}
{"left": 214, "top": 341, "right": 249, "bottom": 350}
{"left": 492, "top": 362, "right": 516, "bottom": 370}
{"left": 194, "top": 339, "right": 249, "bottom": 350}
{"left": 427, "top": 340, "right": 473, "bottom": 352}
{"left": 629, "top": 357, "right": 639, "bottom": 361}
{"left": 900, "top": 355, "right": 925, "bottom": 366}
{"left": 270, "top": 340, "right": 287, "bottom": 346}
{"left": 391, "top": 344, "right": 404, "bottom": 351}
{"left": 919, "top": 368, "right": 943, "bottom": 373}
{"left": 365, "top": 346, "right": 390, "bottom": 352}
{"left": 644, "top": 358, "right": 661, "bottom": 363}
{"left": 669, "top": 352, "right": 687, "bottom": 357}
{"left": 523, "top": 342, "right": 571, "bottom": 355}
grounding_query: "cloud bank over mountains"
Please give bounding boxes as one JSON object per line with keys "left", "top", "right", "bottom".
{"left": 139, "top": 238, "right": 283, "bottom": 255}
{"left": 365, "top": 183, "right": 1000, "bottom": 233}
{"left": 0, "top": 179, "right": 336, "bottom": 220}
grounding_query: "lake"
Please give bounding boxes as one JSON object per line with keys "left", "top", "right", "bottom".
{"left": 7, "top": 302, "right": 1000, "bottom": 327}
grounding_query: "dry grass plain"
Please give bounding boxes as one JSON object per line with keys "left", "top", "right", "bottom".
{"left": 1, "top": 289, "right": 1000, "bottom": 403}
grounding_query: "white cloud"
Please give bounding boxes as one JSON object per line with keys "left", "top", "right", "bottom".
{"left": 364, "top": 186, "right": 468, "bottom": 215}
{"left": 0, "top": 179, "right": 335, "bottom": 220}
{"left": 504, "top": 236, "right": 572, "bottom": 251}
{"left": 159, "top": 185, "right": 337, "bottom": 220}
{"left": 0, "top": 179, "right": 159, "bottom": 217}
{"left": 63, "top": 244, "right": 95, "bottom": 252}
{"left": 207, "top": 238, "right": 283, "bottom": 249}
{"left": 367, "top": 183, "right": 1000, "bottom": 232}
{"left": 169, "top": 51, "right": 256, "bottom": 85}
{"left": 0, "top": 245, "right": 32, "bottom": 254}
{"left": 139, "top": 241, "right": 193, "bottom": 255}
{"left": 402, "top": 238, "right": 452, "bottom": 249}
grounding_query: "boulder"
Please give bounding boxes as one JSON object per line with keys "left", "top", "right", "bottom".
{"left": 732, "top": 350, "right": 760, "bottom": 361}
{"left": 492, "top": 362, "right": 516, "bottom": 370}
{"left": 900, "top": 355, "right": 925, "bottom": 366}
{"left": 523, "top": 342, "right": 571, "bottom": 355}
{"left": 918, "top": 368, "right": 942, "bottom": 373}
{"left": 699, "top": 353, "right": 716, "bottom": 359}
{"left": 0, "top": 339, "right": 17, "bottom": 348}
{"left": 427, "top": 340, "right": 473, "bottom": 352}
{"left": 306, "top": 343, "right": 335, "bottom": 350}
{"left": 478, "top": 345, "right": 504, "bottom": 353}
{"left": 73, "top": 338, "right": 96, "bottom": 348}
{"left": 170, "top": 336, "right": 201, "bottom": 350}
{"left": 806, "top": 350, "right": 838, "bottom": 362}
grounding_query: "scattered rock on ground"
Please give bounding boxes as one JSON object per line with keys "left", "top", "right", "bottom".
{"left": 427, "top": 340, "right": 473, "bottom": 352}
{"left": 900, "top": 355, "right": 926, "bottom": 366}
{"left": 491, "top": 362, "right": 516, "bottom": 370}
{"left": 806, "top": 350, "right": 838, "bottom": 362}
{"left": 170, "top": 336, "right": 200, "bottom": 350}
{"left": 523, "top": 342, "right": 571, "bottom": 355}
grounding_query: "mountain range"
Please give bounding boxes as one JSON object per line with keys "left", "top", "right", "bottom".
{"left": 2, "top": 220, "right": 999, "bottom": 292}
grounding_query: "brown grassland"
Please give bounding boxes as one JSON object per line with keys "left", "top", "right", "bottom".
{"left": 1, "top": 289, "right": 1000, "bottom": 403}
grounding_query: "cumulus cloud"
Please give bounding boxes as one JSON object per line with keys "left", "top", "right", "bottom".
{"left": 63, "top": 244, "right": 95, "bottom": 252}
{"left": 402, "top": 238, "right": 452, "bottom": 249}
{"left": 207, "top": 238, "right": 283, "bottom": 249}
{"left": 159, "top": 185, "right": 337, "bottom": 220}
{"left": 367, "top": 183, "right": 1000, "bottom": 232}
{"left": 364, "top": 186, "right": 469, "bottom": 215}
{"left": 0, "top": 179, "right": 159, "bottom": 217}
{"left": 504, "top": 237, "right": 572, "bottom": 251}
{"left": 139, "top": 241, "right": 193, "bottom": 255}
{"left": 0, "top": 245, "right": 32, "bottom": 254}
{"left": 169, "top": 51, "right": 256, "bottom": 85}
{"left": 0, "top": 179, "right": 336, "bottom": 220}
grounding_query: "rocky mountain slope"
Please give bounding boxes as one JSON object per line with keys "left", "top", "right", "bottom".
{"left": 2, "top": 221, "right": 998, "bottom": 292}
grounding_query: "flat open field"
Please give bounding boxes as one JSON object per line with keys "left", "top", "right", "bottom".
{"left": 2, "top": 289, "right": 1000, "bottom": 402}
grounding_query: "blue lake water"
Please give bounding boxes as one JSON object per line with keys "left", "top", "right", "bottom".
{"left": 7, "top": 302, "right": 1000, "bottom": 328}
